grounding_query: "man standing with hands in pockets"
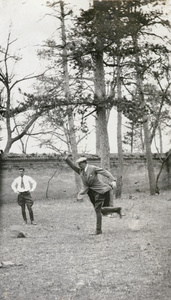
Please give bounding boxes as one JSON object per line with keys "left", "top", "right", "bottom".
{"left": 11, "top": 167, "right": 37, "bottom": 225}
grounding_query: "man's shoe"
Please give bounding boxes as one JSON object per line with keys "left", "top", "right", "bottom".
{"left": 89, "top": 230, "right": 102, "bottom": 235}
{"left": 31, "top": 221, "right": 37, "bottom": 225}
{"left": 23, "top": 220, "right": 27, "bottom": 225}
{"left": 117, "top": 207, "right": 122, "bottom": 219}
{"left": 96, "top": 230, "right": 102, "bottom": 235}
{"left": 95, "top": 229, "right": 102, "bottom": 235}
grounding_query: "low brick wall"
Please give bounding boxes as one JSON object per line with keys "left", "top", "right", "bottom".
{"left": 0, "top": 154, "right": 170, "bottom": 203}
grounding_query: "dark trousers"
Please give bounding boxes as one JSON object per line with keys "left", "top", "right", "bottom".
{"left": 88, "top": 189, "right": 120, "bottom": 232}
{"left": 17, "top": 191, "right": 34, "bottom": 222}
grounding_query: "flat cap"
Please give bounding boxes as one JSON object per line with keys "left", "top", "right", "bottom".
{"left": 76, "top": 157, "right": 87, "bottom": 163}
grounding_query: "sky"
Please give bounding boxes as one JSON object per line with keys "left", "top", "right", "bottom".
{"left": 0, "top": 0, "right": 90, "bottom": 81}
{"left": 0, "top": 0, "right": 95, "bottom": 154}
{"left": 0, "top": 0, "right": 170, "bottom": 154}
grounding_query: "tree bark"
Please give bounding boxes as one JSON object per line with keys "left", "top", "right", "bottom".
{"left": 96, "top": 106, "right": 110, "bottom": 170}
{"left": 133, "top": 36, "right": 156, "bottom": 195}
{"left": 95, "top": 117, "right": 101, "bottom": 156}
{"left": 115, "top": 53, "right": 123, "bottom": 198}
{"left": 60, "top": 0, "right": 82, "bottom": 191}
{"left": 93, "top": 46, "right": 110, "bottom": 171}
{"left": 143, "top": 117, "right": 156, "bottom": 194}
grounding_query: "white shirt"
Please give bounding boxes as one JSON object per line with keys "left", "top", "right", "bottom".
{"left": 11, "top": 175, "right": 37, "bottom": 193}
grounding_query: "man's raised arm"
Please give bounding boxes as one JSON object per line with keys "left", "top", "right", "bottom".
{"left": 63, "top": 154, "right": 80, "bottom": 175}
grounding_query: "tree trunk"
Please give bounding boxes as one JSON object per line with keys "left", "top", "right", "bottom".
{"left": 60, "top": 1, "right": 82, "bottom": 191}
{"left": 143, "top": 117, "right": 156, "bottom": 194}
{"left": 4, "top": 140, "right": 12, "bottom": 154}
{"left": 140, "top": 124, "right": 144, "bottom": 152}
{"left": 93, "top": 46, "right": 110, "bottom": 171}
{"left": 132, "top": 36, "right": 156, "bottom": 195}
{"left": 115, "top": 54, "right": 123, "bottom": 198}
{"left": 97, "top": 106, "right": 110, "bottom": 170}
{"left": 95, "top": 116, "right": 101, "bottom": 156}
{"left": 131, "top": 123, "right": 134, "bottom": 153}
{"left": 115, "top": 110, "right": 123, "bottom": 198}
{"left": 4, "top": 86, "right": 12, "bottom": 153}
{"left": 4, "top": 113, "right": 39, "bottom": 153}
{"left": 158, "top": 123, "right": 163, "bottom": 154}
{"left": 67, "top": 110, "right": 82, "bottom": 191}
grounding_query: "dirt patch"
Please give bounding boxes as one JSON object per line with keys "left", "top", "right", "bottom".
{"left": 0, "top": 191, "right": 171, "bottom": 300}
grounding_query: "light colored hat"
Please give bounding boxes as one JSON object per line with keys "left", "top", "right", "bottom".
{"left": 76, "top": 157, "right": 87, "bottom": 163}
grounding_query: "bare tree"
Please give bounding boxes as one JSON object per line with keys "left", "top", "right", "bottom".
{"left": 0, "top": 32, "right": 47, "bottom": 153}
{"left": 59, "top": 0, "right": 82, "bottom": 191}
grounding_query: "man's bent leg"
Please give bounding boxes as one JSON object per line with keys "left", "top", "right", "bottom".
{"left": 101, "top": 207, "right": 122, "bottom": 218}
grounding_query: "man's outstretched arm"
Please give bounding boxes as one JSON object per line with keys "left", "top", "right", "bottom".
{"left": 64, "top": 154, "right": 80, "bottom": 175}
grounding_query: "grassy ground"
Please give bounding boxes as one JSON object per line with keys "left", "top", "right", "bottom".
{"left": 0, "top": 191, "right": 171, "bottom": 300}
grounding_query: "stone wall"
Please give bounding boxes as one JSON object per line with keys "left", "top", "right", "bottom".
{"left": 1, "top": 153, "right": 170, "bottom": 203}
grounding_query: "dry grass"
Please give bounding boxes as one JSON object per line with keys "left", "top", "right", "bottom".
{"left": 0, "top": 191, "right": 171, "bottom": 300}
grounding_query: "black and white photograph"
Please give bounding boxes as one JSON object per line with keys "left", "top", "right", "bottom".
{"left": 0, "top": 0, "right": 171, "bottom": 299}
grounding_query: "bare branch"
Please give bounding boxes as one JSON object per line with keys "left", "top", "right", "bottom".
{"left": 10, "top": 69, "right": 49, "bottom": 90}
{"left": 11, "top": 113, "right": 40, "bottom": 144}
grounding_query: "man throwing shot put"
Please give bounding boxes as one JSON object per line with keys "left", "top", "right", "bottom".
{"left": 64, "top": 154, "right": 122, "bottom": 235}
{"left": 11, "top": 167, "right": 37, "bottom": 225}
